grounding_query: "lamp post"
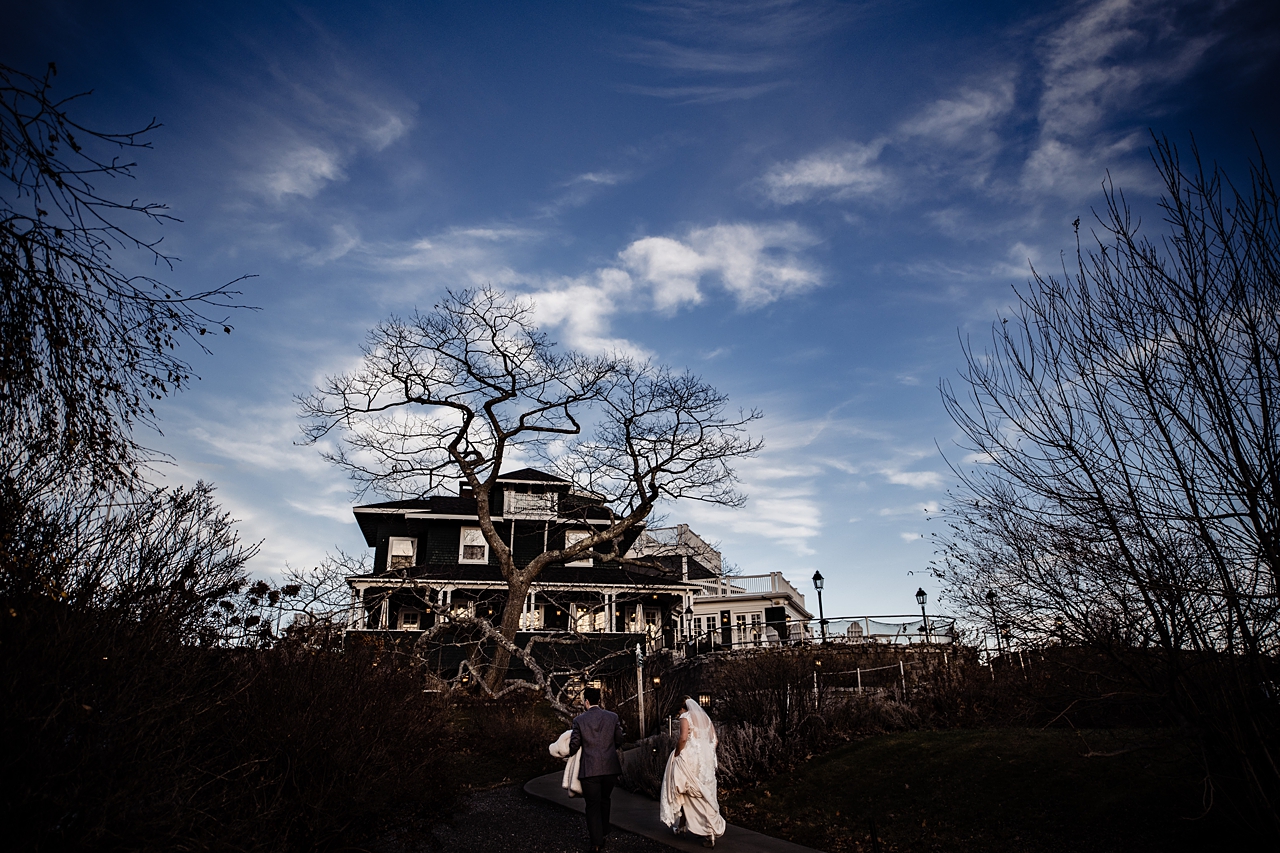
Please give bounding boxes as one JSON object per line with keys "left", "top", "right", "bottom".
{"left": 812, "top": 570, "right": 828, "bottom": 643}
{"left": 915, "top": 587, "right": 930, "bottom": 643}
{"left": 986, "top": 590, "right": 1003, "bottom": 658}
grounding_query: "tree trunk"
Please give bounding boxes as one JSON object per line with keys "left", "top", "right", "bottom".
{"left": 485, "top": 573, "right": 529, "bottom": 691}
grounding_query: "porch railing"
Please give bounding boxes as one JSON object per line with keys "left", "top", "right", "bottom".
{"left": 691, "top": 572, "right": 805, "bottom": 603}
{"left": 673, "top": 613, "right": 957, "bottom": 654}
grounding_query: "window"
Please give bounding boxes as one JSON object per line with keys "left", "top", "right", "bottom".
{"left": 644, "top": 608, "right": 660, "bottom": 637}
{"left": 399, "top": 609, "right": 421, "bottom": 630}
{"left": 505, "top": 489, "right": 558, "bottom": 519}
{"left": 388, "top": 537, "right": 417, "bottom": 571}
{"left": 459, "top": 527, "right": 488, "bottom": 563}
{"left": 693, "top": 617, "right": 703, "bottom": 636}
{"left": 564, "top": 530, "right": 593, "bottom": 566}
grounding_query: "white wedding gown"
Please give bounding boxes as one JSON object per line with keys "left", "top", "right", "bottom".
{"left": 659, "top": 700, "right": 726, "bottom": 842}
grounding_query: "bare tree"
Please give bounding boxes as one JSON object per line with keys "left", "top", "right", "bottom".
{"left": 937, "top": 136, "right": 1280, "bottom": 830}
{"left": 299, "top": 286, "right": 761, "bottom": 687}
{"left": 1, "top": 62, "right": 251, "bottom": 487}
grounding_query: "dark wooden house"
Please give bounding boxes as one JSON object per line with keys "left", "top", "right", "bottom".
{"left": 344, "top": 468, "right": 712, "bottom": 651}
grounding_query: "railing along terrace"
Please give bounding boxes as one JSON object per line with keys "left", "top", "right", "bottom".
{"left": 693, "top": 572, "right": 802, "bottom": 600}
{"left": 678, "top": 613, "right": 957, "bottom": 653}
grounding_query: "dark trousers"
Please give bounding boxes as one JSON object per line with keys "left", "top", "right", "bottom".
{"left": 579, "top": 774, "right": 617, "bottom": 848}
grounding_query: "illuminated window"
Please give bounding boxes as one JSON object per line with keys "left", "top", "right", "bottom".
{"left": 459, "top": 528, "right": 488, "bottom": 563}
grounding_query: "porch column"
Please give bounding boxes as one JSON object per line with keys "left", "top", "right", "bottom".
{"left": 378, "top": 597, "right": 389, "bottom": 629}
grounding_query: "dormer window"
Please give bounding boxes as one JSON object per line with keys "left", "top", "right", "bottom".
{"left": 388, "top": 537, "right": 417, "bottom": 571}
{"left": 564, "top": 530, "right": 593, "bottom": 567}
{"left": 459, "top": 527, "right": 489, "bottom": 563}
{"left": 506, "top": 488, "right": 558, "bottom": 519}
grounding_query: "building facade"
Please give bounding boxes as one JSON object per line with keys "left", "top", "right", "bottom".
{"left": 628, "top": 525, "right": 814, "bottom": 648}
{"left": 344, "top": 468, "right": 815, "bottom": 653}
{"left": 345, "top": 469, "right": 697, "bottom": 649}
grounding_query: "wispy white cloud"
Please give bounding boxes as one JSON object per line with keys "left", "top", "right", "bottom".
{"left": 758, "top": 0, "right": 1231, "bottom": 215}
{"left": 538, "top": 170, "right": 635, "bottom": 217}
{"left": 1022, "top": 0, "right": 1222, "bottom": 196}
{"left": 230, "top": 60, "right": 414, "bottom": 204}
{"left": 529, "top": 268, "right": 648, "bottom": 356}
{"left": 616, "top": 82, "right": 787, "bottom": 104}
{"left": 526, "top": 220, "right": 821, "bottom": 353}
{"left": 682, "top": 459, "right": 823, "bottom": 555}
{"left": 371, "top": 226, "right": 541, "bottom": 288}
{"left": 622, "top": 222, "right": 822, "bottom": 309}
{"left": 899, "top": 82, "right": 1015, "bottom": 146}
{"left": 878, "top": 501, "right": 940, "bottom": 517}
{"left": 263, "top": 145, "right": 344, "bottom": 199}
{"left": 357, "top": 217, "right": 822, "bottom": 354}
{"left": 880, "top": 468, "right": 945, "bottom": 489}
{"left": 619, "top": 0, "right": 850, "bottom": 103}
{"left": 760, "top": 141, "right": 889, "bottom": 204}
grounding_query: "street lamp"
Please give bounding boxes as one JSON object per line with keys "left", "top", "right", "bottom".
{"left": 812, "top": 571, "right": 828, "bottom": 643}
{"left": 986, "top": 590, "right": 1003, "bottom": 658}
{"left": 915, "top": 587, "right": 930, "bottom": 643}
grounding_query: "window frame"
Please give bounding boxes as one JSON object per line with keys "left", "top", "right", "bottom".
{"left": 458, "top": 527, "right": 489, "bottom": 564}
{"left": 387, "top": 536, "right": 418, "bottom": 571}
{"left": 563, "top": 529, "right": 594, "bottom": 566}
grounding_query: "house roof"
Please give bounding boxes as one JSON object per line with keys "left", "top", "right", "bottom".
{"left": 494, "top": 467, "right": 569, "bottom": 484}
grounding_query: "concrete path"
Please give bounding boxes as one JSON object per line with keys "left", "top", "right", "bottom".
{"left": 523, "top": 771, "right": 826, "bottom": 853}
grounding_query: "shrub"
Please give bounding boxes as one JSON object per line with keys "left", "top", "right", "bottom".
{"left": 0, "top": 616, "right": 458, "bottom": 852}
{"left": 620, "top": 732, "right": 677, "bottom": 799}
{"left": 716, "top": 722, "right": 790, "bottom": 787}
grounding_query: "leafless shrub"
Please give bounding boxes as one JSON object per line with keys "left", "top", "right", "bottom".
{"left": 938, "top": 135, "right": 1280, "bottom": 830}
{"left": 621, "top": 732, "right": 679, "bottom": 799}
{"left": 716, "top": 722, "right": 791, "bottom": 787}
{"left": 1, "top": 62, "right": 251, "bottom": 488}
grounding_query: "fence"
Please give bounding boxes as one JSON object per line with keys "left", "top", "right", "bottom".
{"left": 674, "top": 613, "right": 957, "bottom": 655}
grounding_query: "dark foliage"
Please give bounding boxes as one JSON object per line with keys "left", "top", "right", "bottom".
{"left": 938, "top": 136, "right": 1280, "bottom": 833}
{"left": 0, "top": 614, "right": 456, "bottom": 852}
{"left": 620, "top": 733, "right": 678, "bottom": 799}
{"left": 0, "top": 62, "right": 250, "bottom": 485}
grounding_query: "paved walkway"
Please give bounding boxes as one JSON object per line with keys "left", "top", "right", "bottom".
{"left": 523, "top": 771, "right": 825, "bottom": 853}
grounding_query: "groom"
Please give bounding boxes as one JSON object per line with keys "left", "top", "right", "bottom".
{"left": 569, "top": 686, "right": 625, "bottom": 853}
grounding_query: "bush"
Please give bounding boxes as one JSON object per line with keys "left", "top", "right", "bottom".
{"left": 620, "top": 733, "right": 677, "bottom": 799}
{"left": 716, "top": 722, "right": 789, "bottom": 787}
{"left": 449, "top": 694, "right": 565, "bottom": 786}
{"left": 0, "top": 614, "right": 458, "bottom": 852}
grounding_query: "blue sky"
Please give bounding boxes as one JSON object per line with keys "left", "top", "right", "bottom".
{"left": 6, "top": 0, "right": 1276, "bottom": 616}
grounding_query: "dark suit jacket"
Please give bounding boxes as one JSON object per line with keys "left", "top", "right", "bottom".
{"left": 569, "top": 705, "right": 625, "bottom": 777}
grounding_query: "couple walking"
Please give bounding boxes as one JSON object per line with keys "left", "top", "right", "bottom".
{"left": 556, "top": 687, "right": 724, "bottom": 852}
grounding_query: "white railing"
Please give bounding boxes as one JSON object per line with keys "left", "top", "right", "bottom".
{"left": 693, "top": 572, "right": 804, "bottom": 603}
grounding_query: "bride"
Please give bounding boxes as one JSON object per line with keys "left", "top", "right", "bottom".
{"left": 659, "top": 696, "right": 726, "bottom": 848}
